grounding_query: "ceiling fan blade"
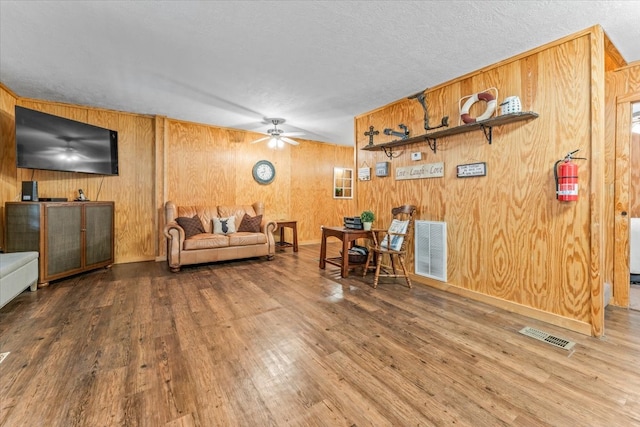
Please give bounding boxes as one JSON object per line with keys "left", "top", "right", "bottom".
{"left": 251, "top": 136, "right": 270, "bottom": 144}
{"left": 281, "top": 131, "right": 305, "bottom": 137}
{"left": 281, "top": 137, "right": 300, "bottom": 146}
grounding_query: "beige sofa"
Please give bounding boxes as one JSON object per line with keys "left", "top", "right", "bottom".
{"left": 163, "top": 201, "right": 276, "bottom": 272}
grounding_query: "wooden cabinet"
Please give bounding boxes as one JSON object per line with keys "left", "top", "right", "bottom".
{"left": 5, "top": 202, "right": 114, "bottom": 286}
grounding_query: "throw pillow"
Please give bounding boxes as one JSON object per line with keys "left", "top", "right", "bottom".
{"left": 213, "top": 216, "right": 236, "bottom": 235}
{"left": 237, "top": 214, "right": 262, "bottom": 233}
{"left": 176, "top": 215, "right": 205, "bottom": 238}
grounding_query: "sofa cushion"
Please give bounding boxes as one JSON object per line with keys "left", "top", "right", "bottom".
{"left": 176, "top": 215, "right": 205, "bottom": 238}
{"left": 229, "top": 232, "right": 267, "bottom": 246}
{"left": 183, "top": 233, "right": 230, "bottom": 250}
{"left": 238, "top": 214, "right": 262, "bottom": 233}
{"left": 213, "top": 216, "right": 236, "bottom": 234}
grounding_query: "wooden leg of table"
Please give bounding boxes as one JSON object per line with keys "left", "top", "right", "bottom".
{"left": 341, "top": 237, "right": 350, "bottom": 278}
{"left": 319, "top": 231, "right": 327, "bottom": 269}
{"left": 280, "top": 227, "right": 285, "bottom": 245}
{"left": 293, "top": 223, "right": 298, "bottom": 252}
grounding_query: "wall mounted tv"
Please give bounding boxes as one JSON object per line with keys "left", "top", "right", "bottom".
{"left": 15, "top": 106, "right": 119, "bottom": 176}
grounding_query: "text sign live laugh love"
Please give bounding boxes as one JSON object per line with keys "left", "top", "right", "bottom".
{"left": 395, "top": 162, "right": 444, "bottom": 180}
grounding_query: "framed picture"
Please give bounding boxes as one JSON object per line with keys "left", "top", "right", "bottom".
{"left": 358, "top": 167, "right": 371, "bottom": 181}
{"left": 376, "top": 161, "right": 390, "bottom": 177}
{"left": 456, "top": 162, "right": 486, "bottom": 178}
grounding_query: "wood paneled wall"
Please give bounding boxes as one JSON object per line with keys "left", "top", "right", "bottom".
{"left": 0, "top": 91, "right": 157, "bottom": 264}
{"left": 0, "top": 85, "right": 19, "bottom": 250}
{"left": 355, "top": 26, "right": 623, "bottom": 336}
{"left": 0, "top": 86, "right": 355, "bottom": 264}
{"left": 163, "top": 118, "right": 355, "bottom": 249}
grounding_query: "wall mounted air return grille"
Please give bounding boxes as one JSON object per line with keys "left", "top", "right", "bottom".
{"left": 415, "top": 220, "right": 447, "bottom": 282}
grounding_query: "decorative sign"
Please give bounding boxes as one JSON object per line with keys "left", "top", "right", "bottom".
{"left": 376, "top": 161, "right": 390, "bottom": 177}
{"left": 395, "top": 162, "right": 444, "bottom": 180}
{"left": 456, "top": 162, "right": 487, "bottom": 178}
{"left": 358, "top": 167, "right": 371, "bottom": 181}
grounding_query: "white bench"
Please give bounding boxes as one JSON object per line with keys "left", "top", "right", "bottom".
{"left": 0, "top": 252, "right": 39, "bottom": 309}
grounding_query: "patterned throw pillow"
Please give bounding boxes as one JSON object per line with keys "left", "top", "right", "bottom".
{"left": 213, "top": 216, "right": 236, "bottom": 235}
{"left": 237, "top": 214, "right": 262, "bottom": 233}
{"left": 176, "top": 215, "right": 205, "bottom": 238}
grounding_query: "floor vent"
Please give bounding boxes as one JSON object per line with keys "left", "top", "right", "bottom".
{"left": 0, "top": 352, "right": 9, "bottom": 365}
{"left": 519, "top": 327, "right": 575, "bottom": 350}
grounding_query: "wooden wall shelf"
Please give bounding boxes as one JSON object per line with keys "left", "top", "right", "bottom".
{"left": 361, "top": 111, "right": 539, "bottom": 156}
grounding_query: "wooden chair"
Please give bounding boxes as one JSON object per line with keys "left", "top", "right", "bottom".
{"left": 363, "top": 205, "right": 416, "bottom": 288}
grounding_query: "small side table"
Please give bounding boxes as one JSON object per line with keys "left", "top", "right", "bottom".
{"left": 276, "top": 220, "right": 298, "bottom": 252}
{"left": 319, "top": 226, "right": 372, "bottom": 278}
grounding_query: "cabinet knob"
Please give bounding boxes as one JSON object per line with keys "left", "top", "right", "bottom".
{"left": 621, "top": 211, "right": 627, "bottom": 216}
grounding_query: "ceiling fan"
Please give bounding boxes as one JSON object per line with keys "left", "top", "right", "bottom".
{"left": 251, "top": 118, "right": 301, "bottom": 148}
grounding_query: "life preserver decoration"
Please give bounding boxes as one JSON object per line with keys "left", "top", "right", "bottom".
{"left": 459, "top": 89, "right": 498, "bottom": 124}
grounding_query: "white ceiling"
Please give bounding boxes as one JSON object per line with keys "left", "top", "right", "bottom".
{"left": 1, "top": 1, "right": 639, "bottom": 146}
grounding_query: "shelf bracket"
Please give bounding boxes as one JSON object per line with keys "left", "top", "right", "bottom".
{"left": 480, "top": 125, "right": 493, "bottom": 144}
{"left": 425, "top": 137, "right": 437, "bottom": 154}
{"left": 382, "top": 146, "right": 402, "bottom": 159}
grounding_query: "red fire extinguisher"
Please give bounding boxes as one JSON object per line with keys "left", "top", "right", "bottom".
{"left": 554, "top": 149, "right": 586, "bottom": 201}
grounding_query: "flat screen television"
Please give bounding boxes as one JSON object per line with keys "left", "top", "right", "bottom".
{"left": 15, "top": 106, "right": 119, "bottom": 176}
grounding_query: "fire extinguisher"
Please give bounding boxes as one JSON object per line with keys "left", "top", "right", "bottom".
{"left": 554, "top": 149, "right": 586, "bottom": 201}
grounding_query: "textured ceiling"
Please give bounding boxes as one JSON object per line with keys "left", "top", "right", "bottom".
{"left": 1, "top": 1, "right": 639, "bottom": 146}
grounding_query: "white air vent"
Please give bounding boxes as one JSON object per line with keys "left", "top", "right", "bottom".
{"left": 519, "top": 327, "right": 576, "bottom": 350}
{"left": 415, "top": 220, "right": 447, "bottom": 282}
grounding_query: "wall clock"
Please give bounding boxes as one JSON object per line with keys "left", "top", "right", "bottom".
{"left": 252, "top": 160, "right": 276, "bottom": 185}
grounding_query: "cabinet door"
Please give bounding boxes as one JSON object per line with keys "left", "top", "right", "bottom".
{"left": 5, "top": 203, "right": 40, "bottom": 252}
{"left": 85, "top": 203, "right": 114, "bottom": 267}
{"left": 45, "top": 205, "right": 82, "bottom": 277}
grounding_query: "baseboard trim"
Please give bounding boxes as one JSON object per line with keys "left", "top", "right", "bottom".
{"left": 410, "top": 274, "right": 593, "bottom": 336}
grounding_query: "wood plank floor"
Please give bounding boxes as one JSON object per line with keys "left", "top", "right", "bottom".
{"left": 1, "top": 243, "right": 639, "bottom": 426}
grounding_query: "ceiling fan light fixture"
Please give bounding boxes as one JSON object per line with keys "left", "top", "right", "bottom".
{"left": 268, "top": 136, "right": 285, "bottom": 149}
{"left": 251, "top": 117, "right": 301, "bottom": 147}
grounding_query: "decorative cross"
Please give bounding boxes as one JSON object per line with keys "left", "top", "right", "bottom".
{"left": 364, "top": 126, "right": 379, "bottom": 146}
